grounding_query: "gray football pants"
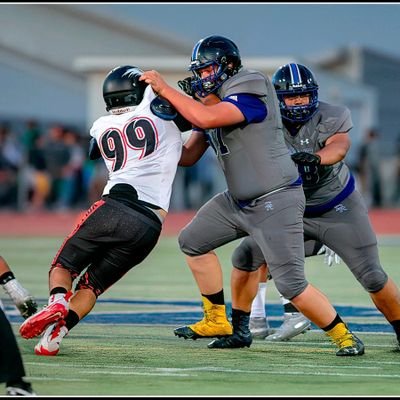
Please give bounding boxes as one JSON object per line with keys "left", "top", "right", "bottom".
{"left": 232, "top": 189, "right": 388, "bottom": 293}
{"left": 179, "top": 185, "right": 308, "bottom": 300}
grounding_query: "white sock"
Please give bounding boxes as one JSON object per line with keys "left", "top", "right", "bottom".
{"left": 250, "top": 282, "right": 267, "bottom": 318}
{"left": 48, "top": 292, "right": 66, "bottom": 305}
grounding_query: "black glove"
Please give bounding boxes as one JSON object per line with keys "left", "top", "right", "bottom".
{"left": 291, "top": 151, "right": 321, "bottom": 166}
{"left": 177, "top": 76, "right": 196, "bottom": 98}
{"left": 88, "top": 137, "right": 101, "bottom": 160}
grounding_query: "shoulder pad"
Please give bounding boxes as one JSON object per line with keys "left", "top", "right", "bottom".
{"left": 150, "top": 96, "right": 178, "bottom": 121}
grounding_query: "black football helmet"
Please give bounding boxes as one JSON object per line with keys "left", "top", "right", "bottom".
{"left": 272, "top": 63, "right": 319, "bottom": 123}
{"left": 189, "top": 35, "right": 242, "bottom": 97}
{"left": 103, "top": 65, "right": 147, "bottom": 112}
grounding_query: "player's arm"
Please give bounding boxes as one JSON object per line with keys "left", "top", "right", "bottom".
{"left": 317, "top": 132, "right": 351, "bottom": 165}
{"left": 150, "top": 95, "right": 192, "bottom": 132}
{"left": 292, "top": 132, "right": 351, "bottom": 167}
{"left": 179, "top": 130, "right": 209, "bottom": 166}
{"left": 140, "top": 70, "right": 245, "bottom": 129}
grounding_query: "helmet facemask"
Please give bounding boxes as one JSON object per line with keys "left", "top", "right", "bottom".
{"left": 277, "top": 88, "right": 319, "bottom": 123}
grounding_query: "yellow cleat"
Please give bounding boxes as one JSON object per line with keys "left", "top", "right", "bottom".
{"left": 174, "top": 297, "right": 232, "bottom": 340}
{"left": 326, "top": 322, "right": 365, "bottom": 356}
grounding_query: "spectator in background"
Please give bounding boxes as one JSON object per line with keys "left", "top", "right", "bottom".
{"left": 21, "top": 119, "right": 41, "bottom": 156}
{"left": 25, "top": 132, "right": 50, "bottom": 212}
{"left": 0, "top": 124, "right": 23, "bottom": 209}
{"left": 358, "top": 128, "right": 382, "bottom": 208}
{"left": 42, "top": 124, "right": 71, "bottom": 210}
{"left": 58, "top": 129, "right": 85, "bottom": 210}
{"left": 391, "top": 132, "right": 400, "bottom": 206}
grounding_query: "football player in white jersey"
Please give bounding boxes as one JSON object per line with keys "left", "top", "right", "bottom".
{"left": 19, "top": 65, "right": 187, "bottom": 356}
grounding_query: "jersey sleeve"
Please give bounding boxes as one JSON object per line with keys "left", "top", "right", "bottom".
{"left": 222, "top": 94, "right": 267, "bottom": 123}
{"left": 318, "top": 104, "right": 353, "bottom": 146}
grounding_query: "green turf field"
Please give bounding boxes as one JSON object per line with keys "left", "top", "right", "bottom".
{"left": 1, "top": 236, "right": 400, "bottom": 396}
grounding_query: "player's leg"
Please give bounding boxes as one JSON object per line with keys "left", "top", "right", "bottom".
{"left": 315, "top": 191, "right": 400, "bottom": 349}
{"left": 265, "top": 293, "right": 311, "bottom": 341}
{"left": 264, "top": 239, "right": 323, "bottom": 341}
{"left": 176, "top": 193, "right": 244, "bottom": 339}
{"left": 255, "top": 187, "right": 363, "bottom": 355}
{"left": 249, "top": 265, "right": 274, "bottom": 338}
{"left": 20, "top": 200, "right": 109, "bottom": 340}
{"left": 0, "top": 304, "right": 35, "bottom": 395}
{"left": 36, "top": 199, "right": 162, "bottom": 356}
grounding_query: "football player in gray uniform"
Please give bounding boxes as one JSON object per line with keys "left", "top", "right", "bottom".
{"left": 230, "top": 63, "right": 400, "bottom": 350}
{"left": 140, "top": 36, "right": 364, "bottom": 356}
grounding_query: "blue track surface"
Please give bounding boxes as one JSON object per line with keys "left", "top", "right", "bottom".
{"left": 7, "top": 299, "right": 393, "bottom": 333}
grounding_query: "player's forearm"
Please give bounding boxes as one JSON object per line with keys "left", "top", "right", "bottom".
{"left": 317, "top": 142, "right": 349, "bottom": 165}
{"left": 159, "top": 86, "right": 215, "bottom": 129}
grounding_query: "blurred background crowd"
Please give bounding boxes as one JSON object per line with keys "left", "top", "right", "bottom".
{"left": 1, "top": 119, "right": 399, "bottom": 213}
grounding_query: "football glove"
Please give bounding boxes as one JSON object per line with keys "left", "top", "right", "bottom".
{"left": 291, "top": 152, "right": 321, "bottom": 166}
{"left": 317, "top": 245, "right": 341, "bottom": 267}
{"left": 88, "top": 138, "right": 101, "bottom": 160}
{"left": 177, "top": 76, "right": 196, "bottom": 98}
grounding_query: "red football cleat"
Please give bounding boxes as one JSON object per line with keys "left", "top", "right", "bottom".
{"left": 19, "top": 291, "right": 72, "bottom": 339}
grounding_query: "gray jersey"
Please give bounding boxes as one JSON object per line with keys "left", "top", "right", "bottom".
{"left": 208, "top": 68, "right": 298, "bottom": 201}
{"left": 284, "top": 101, "right": 353, "bottom": 207}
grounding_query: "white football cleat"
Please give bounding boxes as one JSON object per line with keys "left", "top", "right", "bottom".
{"left": 249, "top": 317, "right": 275, "bottom": 339}
{"left": 34, "top": 320, "right": 68, "bottom": 356}
{"left": 2, "top": 279, "right": 38, "bottom": 319}
{"left": 265, "top": 312, "right": 311, "bottom": 341}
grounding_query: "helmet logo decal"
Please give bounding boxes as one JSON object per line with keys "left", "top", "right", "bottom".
{"left": 122, "top": 67, "right": 143, "bottom": 80}
{"left": 289, "top": 63, "right": 301, "bottom": 85}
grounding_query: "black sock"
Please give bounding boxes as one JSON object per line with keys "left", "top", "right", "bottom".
{"left": 202, "top": 289, "right": 225, "bottom": 305}
{"left": 390, "top": 320, "right": 400, "bottom": 342}
{"left": 65, "top": 309, "right": 80, "bottom": 331}
{"left": 231, "top": 308, "right": 250, "bottom": 318}
{"left": 283, "top": 302, "right": 299, "bottom": 313}
{"left": 322, "top": 313, "right": 344, "bottom": 331}
{"left": 49, "top": 287, "right": 68, "bottom": 296}
{"left": 0, "top": 271, "right": 15, "bottom": 285}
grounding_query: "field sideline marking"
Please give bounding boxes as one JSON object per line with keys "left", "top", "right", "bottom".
{"left": 24, "top": 363, "right": 400, "bottom": 379}
{"left": 25, "top": 361, "right": 400, "bottom": 379}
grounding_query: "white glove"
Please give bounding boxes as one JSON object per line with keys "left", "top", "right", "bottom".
{"left": 317, "top": 245, "right": 341, "bottom": 267}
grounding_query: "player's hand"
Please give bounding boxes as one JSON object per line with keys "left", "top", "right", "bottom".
{"left": 291, "top": 152, "right": 321, "bottom": 166}
{"left": 317, "top": 245, "right": 341, "bottom": 267}
{"left": 140, "top": 70, "right": 169, "bottom": 97}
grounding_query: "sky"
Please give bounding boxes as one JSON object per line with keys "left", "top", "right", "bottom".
{"left": 75, "top": 3, "right": 400, "bottom": 60}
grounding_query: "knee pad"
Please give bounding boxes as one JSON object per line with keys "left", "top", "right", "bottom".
{"left": 178, "top": 227, "right": 207, "bottom": 256}
{"left": 231, "top": 245, "right": 260, "bottom": 272}
{"left": 357, "top": 267, "right": 388, "bottom": 293}
{"left": 274, "top": 277, "right": 308, "bottom": 300}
